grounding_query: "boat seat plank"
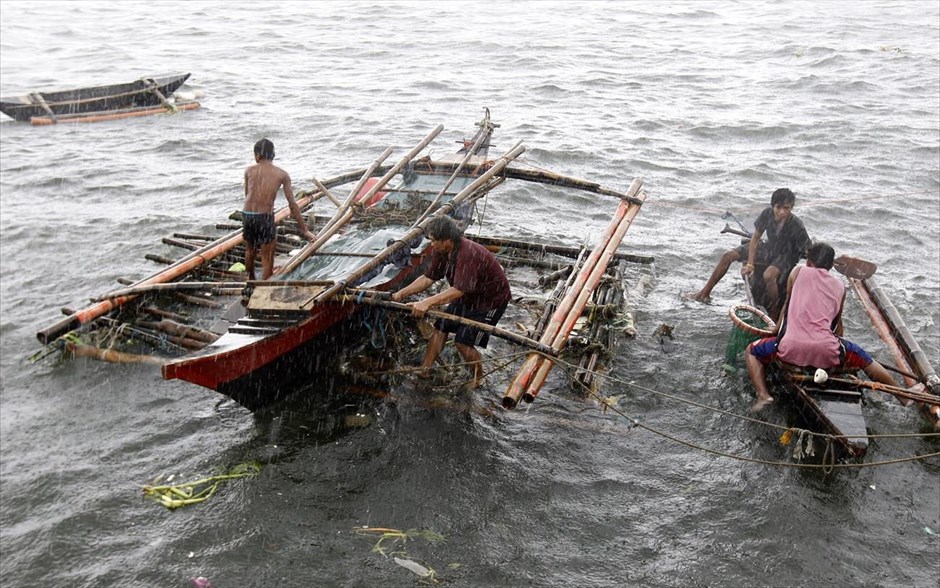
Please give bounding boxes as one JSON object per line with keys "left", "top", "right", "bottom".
{"left": 817, "top": 398, "right": 869, "bottom": 445}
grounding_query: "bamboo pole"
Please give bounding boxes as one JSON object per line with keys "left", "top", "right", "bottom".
{"left": 31, "top": 101, "right": 200, "bottom": 125}
{"left": 787, "top": 374, "right": 940, "bottom": 406}
{"left": 534, "top": 251, "right": 585, "bottom": 337}
{"left": 467, "top": 234, "right": 654, "bottom": 265}
{"left": 860, "top": 276, "right": 940, "bottom": 397}
{"left": 29, "top": 92, "right": 57, "bottom": 122}
{"left": 522, "top": 189, "right": 647, "bottom": 404}
{"left": 848, "top": 276, "right": 940, "bottom": 426}
{"left": 307, "top": 141, "right": 526, "bottom": 306}
{"left": 502, "top": 179, "right": 641, "bottom": 409}
{"left": 848, "top": 278, "right": 918, "bottom": 388}
{"left": 312, "top": 178, "right": 343, "bottom": 208}
{"left": 94, "top": 281, "right": 248, "bottom": 301}
{"left": 136, "top": 320, "right": 219, "bottom": 344}
{"left": 338, "top": 294, "right": 556, "bottom": 356}
{"left": 403, "top": 161, "right": 645, "bottom": 205}
{"left": 140, "top": 306, "right": 192, "bottom": 323}
{"left": 36, "top": 180, "right": 346, "bottom": 344}
{"left": 144, "top": 78, "right": 178, "bottom": 112}
{"left": 279, "top": 128, "right": 442, "bottom": 275}
{"left": 414, "top": 113, "right": 494, "bottom": 225}
{"left": 173, "top": 292, "right": 224, "bottom": 309}
{"left": 66, "top": 343, "right": 165, "bottom": 365}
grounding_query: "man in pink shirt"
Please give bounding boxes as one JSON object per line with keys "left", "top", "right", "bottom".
{"left": 746, "top": 242, "right": 904, "bottom": 411}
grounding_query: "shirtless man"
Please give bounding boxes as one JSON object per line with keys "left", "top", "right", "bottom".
{"left": 243, "top": 138, "right": 316, "bottom": 280}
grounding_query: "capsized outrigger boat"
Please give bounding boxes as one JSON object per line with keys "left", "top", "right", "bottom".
{"left": 34, "top": 109, "right": 651, "bottom": 412}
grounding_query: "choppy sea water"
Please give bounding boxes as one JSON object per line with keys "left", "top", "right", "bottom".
{"left": 1, "top": 1, "right": 938, "bottom": 586}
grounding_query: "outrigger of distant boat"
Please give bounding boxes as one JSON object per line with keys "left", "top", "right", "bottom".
{"left": 0, "top": 73, "right": 198, "bottom": 125}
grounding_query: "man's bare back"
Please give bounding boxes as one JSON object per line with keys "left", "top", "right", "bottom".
{"left": 243, "top": 160, "right": 291, "bottom": 214}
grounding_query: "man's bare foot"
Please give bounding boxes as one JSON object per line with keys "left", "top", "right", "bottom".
{"left": 901, "top": 382, "right": 927, "bottom": 406}
{"left": 682, "top": 291, "right": 711, "bottom": 304}
{"left": 750, "top": 395, "right": 775, "bottom": 412}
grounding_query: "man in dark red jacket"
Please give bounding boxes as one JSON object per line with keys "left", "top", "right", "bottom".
{"left": 392, "top": 215, "right": 511, "bottom": 389}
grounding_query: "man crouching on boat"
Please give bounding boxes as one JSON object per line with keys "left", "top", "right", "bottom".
{"left": 391, "top": 215, "right": 511, "bottom": 389}
{"left": 745, "top": 242, "right": 911, "bottom": 411}
{"left": 243, "top": 138, "right": 316, "bottom": 280}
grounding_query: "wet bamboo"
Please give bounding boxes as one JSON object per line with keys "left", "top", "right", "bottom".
{"left": 523, "top": 190, "right": 646, "bottom": 403}
{"left": 312, "top": 178, "right": 343, "bottom": 208}
{"left": 137, "top": 320, "right": 219, "bottom": 344}
{"left": 95, "top": 281, "right": 247, "bottom": 301}
{"left": 36, "top": 185, "right": 328, "bottom": 344}
{"left": 534, "top": 248, "right": 587, "bottom": 336}
{"left": 847, "top": 278, "right": 917, "bottom": 388}
{"left": 67, "top": 343, "right": 164, "bottom": 365}
{"left": 467, "top": 234, "right": 654, "bottom": 265}
{"left": 787, "top": 374, "right": 940, "bottom": 406}
{"left": 308, "top": 141, "right": 526, "bottom": 306}
{"left": 319, "top": 131, "right": 435, "bottom": 239}
{"left": 144, "top": 78, "right": 178, "bottom": 112}
{"left": 173, "top": 233, "right": 214, "bottom": 242}
{"left": 172, "top": 292, "right": 223, "bottom": 309}
{"left": 502, "top": 179, "right": 640, "bottom": 409}
{"left": 280, "top": 131, "right": 440, "bottom": 275}
{"left": 417, "top": 161, "right": 645, "bottom": 205}
{"left": 140, "top": 306, "right": 192, "bottom": 323}
{"left": 538, "top": 264, "right": 574, "bottom": 287}
{"left": 860, "top": 276, "right": 940, "bottom": 397}
{"left": 31, "top": 102, "right": 201, "bottom": 126}
{"left": 414, "top": 121, "right": 493, "bottom": 225}
{"left": 338, "top": 294, "right": 556, "bottom": 356}
{"left": 30, "top": 92, "right": 57, "bottom": 121}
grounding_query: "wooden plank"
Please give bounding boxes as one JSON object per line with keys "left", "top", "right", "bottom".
{"left": 247, "top": 284, "right": 326, "bottom": 312}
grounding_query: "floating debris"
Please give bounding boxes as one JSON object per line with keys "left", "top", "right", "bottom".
{"left": 143, "top": 462, "right": 261, "bottom": 510}
{"left": 394, "top": 557, "right": 435, "bottom": 579}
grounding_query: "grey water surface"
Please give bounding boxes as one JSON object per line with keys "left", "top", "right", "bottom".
{"left": 1, "top": 1, "right": 938, "bottom": 587}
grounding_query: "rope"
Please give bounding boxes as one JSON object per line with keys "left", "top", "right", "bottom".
{"left": 495, "top": 351, "right": 940, "bottom": 469}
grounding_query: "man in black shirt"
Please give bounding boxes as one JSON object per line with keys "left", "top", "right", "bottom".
{"left": 685, "top": 188, "right": 810, "bottom": 317}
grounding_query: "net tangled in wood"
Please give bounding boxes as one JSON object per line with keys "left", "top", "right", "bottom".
{"left": 352, "top": 191, "right": 437, "bottom": 228}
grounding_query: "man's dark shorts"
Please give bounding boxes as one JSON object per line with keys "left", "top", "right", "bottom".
{"left": 734, "top": 240, "right": 786, "bottom": 271}
{"left": 749, "top": 336, "right": 873, "bottom": 370}
{"left": 434, "top": 299, "right": 507, "bottom": 348}
{"left": 242, "top": 211, "right": 276, "bottom": 248}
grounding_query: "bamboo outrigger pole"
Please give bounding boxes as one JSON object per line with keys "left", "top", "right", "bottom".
{"left": 36, "top": 185, "right": 340, "bottom": 345}
{"left": 847, "top": 276, "right": 940, "bottom": 425}
{"left": 280, "top": 126, "right": 444, "bottom": 275}
{"left": 318, "top": 147, "right": 395, "bottom": 235}
{"left": 502, "top": 178, "right": 645, "bottom": 409}
{"left": 522, "top": 187, "right": 647, "bottom": 404}
{"left": 305, "top": 141, "right": 526, "bottom": 307}
{"left": 413, "top": 111, "right": 495, "bottom": 225}
{"left": 338, "top": 294, "right": 556, "bottom": 356}
{"left": 501, "top": 195, "right": 632, "bottom": 409}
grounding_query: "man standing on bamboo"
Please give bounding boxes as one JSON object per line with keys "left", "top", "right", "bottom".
{"left": 243, "top": 138, "right": 316, "bottom": 280}
{"left": 391, "top": 215, "right": 511, "bottom": 389}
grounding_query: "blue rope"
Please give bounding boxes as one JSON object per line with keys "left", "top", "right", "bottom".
{"left": 360, "top": 305, "right": 387, "bottom": 349}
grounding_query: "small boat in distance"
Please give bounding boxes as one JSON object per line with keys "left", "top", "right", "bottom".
{"left": 0, "top": 73, "right": 197, "bottom": 124}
